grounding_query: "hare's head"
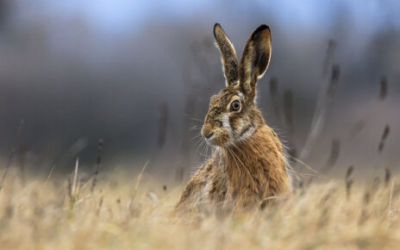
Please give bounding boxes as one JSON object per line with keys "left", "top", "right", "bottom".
{"left": 201, "top": 24, "right": 272, "bottom": 147}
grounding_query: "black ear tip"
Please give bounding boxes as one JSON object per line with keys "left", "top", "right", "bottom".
{"left": 214, "top": 23, "right": 221, "bottom": 32}
{"left": 213, "top": 23, "right": 223, "bottom": 37}
{"left": 251, "top": 24, "right": 271, "bottom": 40}
{"left": 256, "top": 24, "right": 270, "bottom": 32}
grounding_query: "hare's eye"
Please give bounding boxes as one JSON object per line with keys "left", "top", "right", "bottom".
{"left": 230, "top": 100, "right": 241, "bottom": 112}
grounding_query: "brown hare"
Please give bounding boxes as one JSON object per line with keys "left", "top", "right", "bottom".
{"left": 175, "top": 23, "right": 292, "bottom": 214}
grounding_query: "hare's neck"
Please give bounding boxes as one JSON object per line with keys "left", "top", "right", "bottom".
{"left": 222, "top": 125, "right": 288, "bottom": 196}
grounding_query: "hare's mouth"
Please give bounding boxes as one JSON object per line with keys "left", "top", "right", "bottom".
{"left": 203, "top": 130, "right": 218, "bottom": 145}
{"left": 204, "top": 131, "right": 229, "bottom": 147}
{"left": 205, "top": 133, "right": 216, "bottom": 145}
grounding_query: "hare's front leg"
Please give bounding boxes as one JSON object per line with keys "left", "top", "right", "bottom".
{"left": 174, "top": 160, "right": 218, "bottom": 214}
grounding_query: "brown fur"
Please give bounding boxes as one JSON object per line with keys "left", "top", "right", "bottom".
{"left": 175, "top": 24, "right": 291, "bottom": 215}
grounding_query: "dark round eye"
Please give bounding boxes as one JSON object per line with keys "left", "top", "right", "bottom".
{"left": 230, "top": 100, "right": 241, "bottom": 112}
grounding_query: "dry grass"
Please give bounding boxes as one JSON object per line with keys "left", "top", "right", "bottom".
{"left": 0, "top": 168, "right": 399, "bottom": 250}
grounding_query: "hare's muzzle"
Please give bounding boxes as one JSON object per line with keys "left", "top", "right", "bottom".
{"left": 201, "top": 125, "right": 214, "bottom": 140}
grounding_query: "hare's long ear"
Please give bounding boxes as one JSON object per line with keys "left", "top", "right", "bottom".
{"left": 239, "top": 25, "right": 271, "bottom": 102}
{"left": 214, "top": 23, "right": 239, "bottom": 87}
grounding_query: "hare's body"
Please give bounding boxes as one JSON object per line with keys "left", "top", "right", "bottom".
{"left": 176, "top": 125, "right": 290, "bottom": 213}
{"left": 176, "top": 24, "right": 291, "bottom": 214}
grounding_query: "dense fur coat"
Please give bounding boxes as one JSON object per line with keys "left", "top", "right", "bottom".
{"left": 176, "top": 24, "right": 292, "bottom": 214}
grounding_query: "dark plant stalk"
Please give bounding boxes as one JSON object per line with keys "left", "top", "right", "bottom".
{"left": 91, "top": 139, "right": 104, "bottom": 194}
{"left": 378, "top": 125, "right": 390, "bottom": 153}
{"left": 324, "top": 138, "right": 340, "bottom": 170}
{"left": 379, "top": 76, "right": 388, "bottom": 101}
{"left": 385, "top": 167, "right": 391, "bottom": 187}
{"left": 345, "top": 166, "right": 354, "bottom": 199}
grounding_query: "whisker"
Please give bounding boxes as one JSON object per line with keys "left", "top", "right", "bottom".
{"left": 188, "top": 117, "right": 204, "bottom": 123}
{"left": 226, "top": 147, "right": 241, "bottom": 174}
{"left": 229, "top": 147, "right": 257, "bottom": 190}
{"left": 230, "top": 142, "right": 248, "bottom": 161}
{"left": 191, "top": 134, "right": 203, "bottom": 141}
{"left": 189, "top": 125, "right": 202, "bottom": 132}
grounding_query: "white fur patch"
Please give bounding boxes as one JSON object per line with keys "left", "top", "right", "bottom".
{"left": 235, "top": 119, "right": 244, "bottom": 136}
{"left": 222, "top": 114, "right": 233, "bottom": 138}
{"left": 240, "top": 126, "right": 255, "bottom": 141}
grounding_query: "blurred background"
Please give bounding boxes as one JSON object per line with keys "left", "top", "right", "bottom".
{"left": 0, "top": 0, "right": 399, "bottom": 181}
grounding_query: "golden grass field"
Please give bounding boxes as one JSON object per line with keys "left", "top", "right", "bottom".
{"left": 0, "top": 166, "right": 399, "bottom": 250}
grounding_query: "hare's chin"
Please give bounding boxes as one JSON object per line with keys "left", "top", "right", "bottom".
{"left": 205, "top": 135, "right": 225, "bottom": 147}
{"left": 205, "top": 137, "right": 217, "bottom": 146}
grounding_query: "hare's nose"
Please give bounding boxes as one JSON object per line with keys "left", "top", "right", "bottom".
{"left": 201, "top": 125, "right": 214, "bottom": 139}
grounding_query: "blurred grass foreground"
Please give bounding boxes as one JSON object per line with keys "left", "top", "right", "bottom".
{"left": 0, "top": 165, "right": 400, "bottom": 249}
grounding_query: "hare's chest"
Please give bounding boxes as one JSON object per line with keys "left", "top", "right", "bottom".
{"left": 201, "top": 164, "right": 229, "bottom": 204}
